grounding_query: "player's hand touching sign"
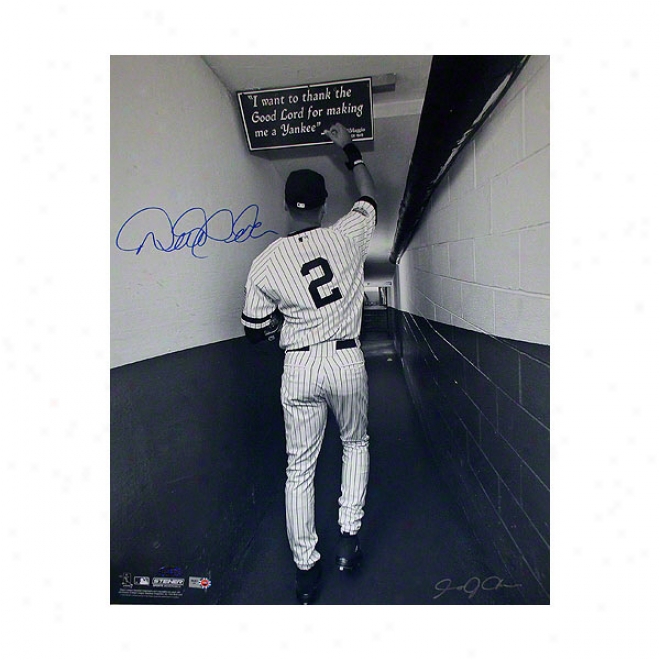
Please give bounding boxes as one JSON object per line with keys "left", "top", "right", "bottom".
{"left": 323, "top": 122, "right": 352, "bottom": 148}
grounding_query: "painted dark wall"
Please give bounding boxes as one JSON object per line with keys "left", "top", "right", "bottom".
{"left": 394, "top": 309, "right": 550, "bottom": 603}
{"left": 111, "top": 310, "right": 549, "bottom": 604}
{"left": 110, "top": 337, "right": 285, "bottom": 603}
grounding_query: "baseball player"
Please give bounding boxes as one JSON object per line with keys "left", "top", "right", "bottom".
{"left": 241, "top": 122, "right": 377, "bottom": 604}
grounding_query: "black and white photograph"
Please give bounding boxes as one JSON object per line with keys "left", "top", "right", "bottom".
{"left": 110, "top": 54, "right": 550, "bottom": 606}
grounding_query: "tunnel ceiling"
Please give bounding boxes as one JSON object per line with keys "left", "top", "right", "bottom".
{"left": 203, "top": 55, "right": 431, "bottom": 285}
{"left": 202, "top": 55, "right": 528, "bottom": 283}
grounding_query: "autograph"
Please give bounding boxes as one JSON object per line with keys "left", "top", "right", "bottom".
{"left": 115, "top": 204, "right": 278, "bottom": 258}
{"left": 433, "top": 576, "right": 522, "bottom": 600}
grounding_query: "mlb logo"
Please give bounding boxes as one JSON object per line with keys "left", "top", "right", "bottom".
{"left": 134, "top": 576, "right": 150, "bottom": 586}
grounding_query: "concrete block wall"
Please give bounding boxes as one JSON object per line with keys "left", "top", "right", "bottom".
{"left": 396, "top": 55, "right": 550, "bottom": 346}
{"left": 394, "top": 310, "right": 550, "bottom": 602}
{"left": 392, "top": 56, "right": 550, "bottom": 603}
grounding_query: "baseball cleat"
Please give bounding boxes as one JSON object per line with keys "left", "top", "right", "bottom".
{"left": 295, "top": 561, "right": 322, "bottom": 604}
{"left": 335, "top": 532, "right": 363, "bottom": 572}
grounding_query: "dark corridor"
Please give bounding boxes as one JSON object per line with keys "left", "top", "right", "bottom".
{"left": 222, "top": 339, "right": 524, "bottom": 605}
{"left": 111, "top": 310, "right": 548, "bottom": 605}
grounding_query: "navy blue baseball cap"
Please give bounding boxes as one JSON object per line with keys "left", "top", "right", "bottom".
{"left": 285, "top": 169, "right": 327, "bottom": 210}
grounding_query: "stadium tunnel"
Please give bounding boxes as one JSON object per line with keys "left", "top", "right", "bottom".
{"left": 110, "top": 55, "right": 550, "bottom": 604}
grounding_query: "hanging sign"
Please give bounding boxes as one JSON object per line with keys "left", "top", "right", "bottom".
{"left": 237, "top": 77, "right": 374, "bottom": 152}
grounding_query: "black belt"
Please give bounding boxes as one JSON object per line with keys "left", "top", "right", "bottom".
{"left": 288, "top": 339, "right": 357, "bottom": 353}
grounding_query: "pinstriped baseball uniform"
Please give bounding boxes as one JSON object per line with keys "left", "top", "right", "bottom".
{"left": 242, "top": 197, "right": 376, "bottom": 570}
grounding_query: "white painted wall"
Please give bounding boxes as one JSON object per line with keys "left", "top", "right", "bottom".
{"left": 111, "top": 56, "right": 287, "bottom": 367}
{"left": 395, "top": 56, "right": 550, "bottom": 345}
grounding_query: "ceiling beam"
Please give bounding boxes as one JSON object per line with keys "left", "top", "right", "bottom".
{"left": 389, "top": 55, "right": 529, "bottom": 264}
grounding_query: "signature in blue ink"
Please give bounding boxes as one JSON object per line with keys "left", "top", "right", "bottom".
{"left": 115, "top": 204, "right": 277, "bottom": 258}
{"left": 433, "top": 575, "right": 522, "bottom": 600}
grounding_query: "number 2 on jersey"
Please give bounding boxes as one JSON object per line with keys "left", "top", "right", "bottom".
{"left": 301, "top": 257, "right": 343, "bottom": 309}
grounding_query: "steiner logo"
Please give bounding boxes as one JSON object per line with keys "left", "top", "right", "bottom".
{"left": 152, "top": 577, "right": 185, "bottom": 589}
{"left": 189, "top": 577, "right": 212, "bottom": 590}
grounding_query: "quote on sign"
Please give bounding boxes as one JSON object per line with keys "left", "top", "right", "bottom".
{"left": 237, "top": 78, "right": 373, "bottom": 151}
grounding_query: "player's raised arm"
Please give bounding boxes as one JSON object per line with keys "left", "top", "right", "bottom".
{"left": 323, "top": 123, "right": 376, "bottom": 201}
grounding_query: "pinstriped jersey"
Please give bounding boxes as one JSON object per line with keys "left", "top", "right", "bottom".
{"left": 242, "top": 197, "right": 376, "bottom": 351}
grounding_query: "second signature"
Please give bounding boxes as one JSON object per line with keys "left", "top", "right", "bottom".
{"left": 433, "top": 575, "right": 522, "bottom": 600}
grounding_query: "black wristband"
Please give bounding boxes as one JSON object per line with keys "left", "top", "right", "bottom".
{"left": 343, "top": 143, "right": 364, "bottom": 171}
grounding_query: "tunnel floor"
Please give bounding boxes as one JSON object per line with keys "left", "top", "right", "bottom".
{"left": 220, "top": 336, "right": 525, "bottom": 605}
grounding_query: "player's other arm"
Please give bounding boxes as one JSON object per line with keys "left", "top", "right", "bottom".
{"left": 323, "top": 122, "right": 376, "bottom": 204}
{"left": 242, "top": 309, "right": 283, "bottom": 344}
{"left": 241, "top": 268, "right": 282, "bottom": 344}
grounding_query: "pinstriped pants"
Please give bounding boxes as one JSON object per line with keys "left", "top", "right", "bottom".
{"left": 281, "top": 343, "right": 369, "bottom": 570}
